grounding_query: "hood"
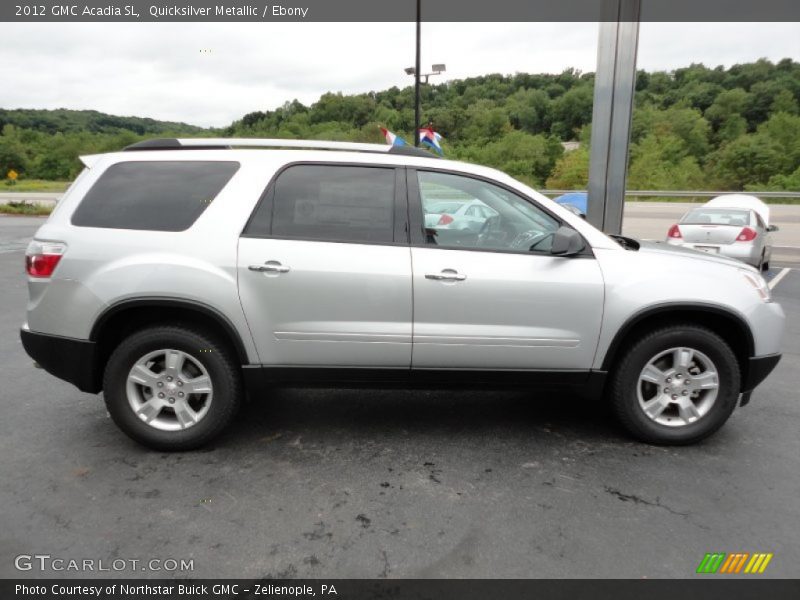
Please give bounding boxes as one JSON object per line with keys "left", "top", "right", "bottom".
{"left": 635, "top": 240, "right": 754, "bottom": 271}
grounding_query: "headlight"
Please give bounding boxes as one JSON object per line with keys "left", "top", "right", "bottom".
{"left": 741, "top": 269, "right": 772, "bottom": 303}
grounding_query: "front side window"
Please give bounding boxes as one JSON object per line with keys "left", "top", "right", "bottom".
{"left": 72, "top": 161, "right": 239, "bottom": 231}
{"left": 263, "top": 165, "right": 395, "bottom": 243}
{"left": 418, "top": 171, "right": 559, "bottom": 253}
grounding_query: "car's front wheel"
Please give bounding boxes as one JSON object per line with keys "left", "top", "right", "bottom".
{"left": 609, "top": 324, "right": 741, "bottom": 445}
{"left": 103, "top": 326, "right": 242, "bottom": 451}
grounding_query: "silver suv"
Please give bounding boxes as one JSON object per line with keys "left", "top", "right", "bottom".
{"left": 20, "top": 138, "right": 784, "bottom": 450}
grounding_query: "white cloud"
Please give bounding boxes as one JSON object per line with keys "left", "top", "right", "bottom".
{"left": 1, "top": 22, "right": 797, "bottom": 127}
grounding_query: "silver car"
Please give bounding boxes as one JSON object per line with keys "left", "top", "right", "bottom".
{"left": 423, "top": 199, "right": 498, "bottom": 232}
{"left": 666, "top": 197, "right": 777, "bottom": 270}
{"left": 19, "top": 138, "right": 784, "bottom": 450}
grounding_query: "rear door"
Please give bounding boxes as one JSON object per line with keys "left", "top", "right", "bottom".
{"left": 237, "top": 164, "right": 412, "bottom": 367}
{"left": 408, "top": 169, "right": 604, "bottom": 371}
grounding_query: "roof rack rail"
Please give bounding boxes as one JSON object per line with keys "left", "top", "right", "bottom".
{"left": 123, "top": 137, "right": 439, "bottom": 158}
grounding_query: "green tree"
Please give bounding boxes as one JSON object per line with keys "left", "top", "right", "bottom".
{"left": 550, "top": 85, "right": 593, "bottom": 140}
{"left": 546, "top": 146, "right": 589, "bottom": 189}
{"left": 710, "top": 134, "right": 784, "bottom": 189}
{"left": 627, "top": 134, "right": 704, "bottom": 190}
{"left": 771, "top": 89, "right": 799, "bottom": 115}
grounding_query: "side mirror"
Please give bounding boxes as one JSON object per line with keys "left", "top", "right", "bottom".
{"left": 767, "top": 224, "right": 779, "bottom": 232}
{"left": 550, "top": 226, "right": 585, "bottom": 256}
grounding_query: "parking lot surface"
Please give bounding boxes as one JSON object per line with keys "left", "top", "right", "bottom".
{"left": 1, "top": 215, "right": 798, "bottom": 578}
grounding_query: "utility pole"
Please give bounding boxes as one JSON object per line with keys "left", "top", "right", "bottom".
{"left": 586, "top": 0, "right": 641, "bottom": 234}
{"left": 414, "top": 0, "right": 421, "bottom": 146}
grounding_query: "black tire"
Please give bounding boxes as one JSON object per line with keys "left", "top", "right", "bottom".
{"left": 608, "top": 324, "right": 740, "bottom": 445}
{"left": 103, "top": 325, "right": 242, "bottom": 451}
{"left": 758, "top": 251, "right": 767, "bottom": 272}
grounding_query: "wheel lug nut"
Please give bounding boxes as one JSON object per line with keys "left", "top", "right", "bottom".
{"left": 666, "top": 377, "right": 671, "bottom": 383}
{"left": 682, "top": 390, "right": 689, "bottom": 395}
{"left": 167, "top": 376, "right": 173, "bottom": 382}
{"left": 671, "top": 395, "right": 678, "bottom": 400}
{"left": 157, "top": 382, "right": 163, "bottom": 387}
{"left": 178, "top": 392, "right": 184, "bottom": 397}
{"left": 169, "top": 397, "right": 175, "bottom": 404}
{"left": 158, "top": 392, "right": 165, "bottom": 398}
{"left": 177, "top": 381, "right": 183, "bottom": 386}
{"left": 664, "top": 388, "right": 670, "bottom": 393}
{"left": 675, "top": 374, "right": 681, "bottom": 379}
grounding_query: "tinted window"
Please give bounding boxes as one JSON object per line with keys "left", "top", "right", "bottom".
{"left": 250, "top": 165, "right": 395, "bottom": 243}
{"left": 72, "top": 161, "right": 239, "bottom": 231}
{"left": 418, "top": 171, "right": 559, "bottom": 253}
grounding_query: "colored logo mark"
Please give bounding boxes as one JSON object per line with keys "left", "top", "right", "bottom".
{"left": 696, "top": 552, "right": 773, "bottom": 574}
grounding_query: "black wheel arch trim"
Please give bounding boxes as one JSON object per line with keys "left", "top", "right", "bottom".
{"left": 90, "top": 297, "right": 251, "bottom": 365}
{"left": 600, "top": 302, "right": 756, "bottom": 388}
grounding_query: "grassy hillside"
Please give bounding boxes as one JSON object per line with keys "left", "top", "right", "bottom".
{"left": 0, "top": 108, "right": 206, "bottom": 136}
{"left": 2, "top": 59, "right": 799, "bottom": 192}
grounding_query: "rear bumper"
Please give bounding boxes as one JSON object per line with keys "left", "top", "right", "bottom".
{"left": 667, "top": 240, "right": 760, "bottom": 266}
{"left": 742, "top": 353, "right": 781, "bottom": 393}
{"left": 20, "top": 327, "right": 100, "bottom": 393}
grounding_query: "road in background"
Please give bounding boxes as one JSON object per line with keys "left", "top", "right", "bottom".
{"left": 0, "top": 192, "right": 62, "bottom": 205}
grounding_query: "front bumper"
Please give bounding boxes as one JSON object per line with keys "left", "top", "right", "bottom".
{"left": 20, "top": 327, "right": 100, "bottom": 393}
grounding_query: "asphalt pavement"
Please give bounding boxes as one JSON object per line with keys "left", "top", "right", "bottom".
{"left": 0, "top": 215, "right": 798, "bottom": 579}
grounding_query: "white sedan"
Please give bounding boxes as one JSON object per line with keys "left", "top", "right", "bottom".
{"left": 666, "top": 194, "right": 778, "bottom": 270}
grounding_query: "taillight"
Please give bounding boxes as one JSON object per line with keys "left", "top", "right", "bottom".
{"left": 667, "top": 224, "right": 682, "bottom": 239}
{"left": 437, "top": 214, "right": 454, "bottom": 226}
{"left": 25, "top": 241, "right": 66, "bottom": 278}
{"left": 736, "top": 227, "right": 757, "bottom": 242}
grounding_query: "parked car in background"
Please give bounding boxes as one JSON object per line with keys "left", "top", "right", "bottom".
{"left": 553, "top": 192, "right": 587, "bottom": 219}
{"left": 424, "top": 199, "right": 498, "bottom": 232}
{"left": 665, "top": 195, "right": 777, "bottom": 270}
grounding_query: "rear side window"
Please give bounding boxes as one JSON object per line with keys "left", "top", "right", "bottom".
{"left": 72, "top": 161, "right": 239, "bottom": 231}
{"left": 246, "top": 165, "right": 396, "bottom": 243}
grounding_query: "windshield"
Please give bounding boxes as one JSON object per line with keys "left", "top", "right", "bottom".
{"left": 681, "top": 208, "right": 752, "bottom": 226}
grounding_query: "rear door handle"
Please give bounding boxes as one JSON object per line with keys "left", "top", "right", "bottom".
{"left": 425, "top": 269, "right": 466, "bottom": 281}
{"left": 249, "top": 261, "right": 290, "bottom": 273}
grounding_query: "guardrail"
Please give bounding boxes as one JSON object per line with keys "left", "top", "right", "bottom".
{"left": 541, "top": 190, "right": 800, "bottom": 199}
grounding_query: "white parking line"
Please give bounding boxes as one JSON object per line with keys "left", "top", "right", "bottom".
{"left": 769, "top": 267, "right": 791, "bottom": 290}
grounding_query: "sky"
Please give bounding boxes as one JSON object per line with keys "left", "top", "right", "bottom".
{"left": 1, "top": 22, "right": 798, "bottom": 128}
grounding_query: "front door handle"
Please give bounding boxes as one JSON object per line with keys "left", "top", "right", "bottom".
{"left": 425, "top": 269, "right": 466, "bottom": 282}
{"left": 249, "top": 261, "right": 290, "bottom": 273}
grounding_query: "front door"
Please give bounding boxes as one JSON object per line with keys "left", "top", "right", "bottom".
{"left": 409, "top": 169, "right": 604, "bottom": 371}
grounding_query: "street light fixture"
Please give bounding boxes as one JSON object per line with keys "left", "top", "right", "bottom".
{"left": 404, "top": 64, "right": 446, "bottom": 84}
{"left": 408, "top": 1, "right": 446, "bottom": 146}
{"left": 405, "top": 61, "right": 446, "bottom": 147}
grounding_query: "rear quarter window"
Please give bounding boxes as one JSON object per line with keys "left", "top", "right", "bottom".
{"left": 71, "top": 161, "right": 240, "bottom": 231}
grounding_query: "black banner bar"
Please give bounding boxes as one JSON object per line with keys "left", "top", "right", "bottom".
{"left": 2, "top": 0, "right": 800, "bottom": 22}
{"left": 4, "top": 579, "right": 800, "bottom": 600}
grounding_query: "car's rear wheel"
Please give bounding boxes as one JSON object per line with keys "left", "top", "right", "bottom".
{"left": 609, "top": 324, "right": 740, "bottom": 445}
{"left": 103, "top": 326, "right": 241, "bottom": 451}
